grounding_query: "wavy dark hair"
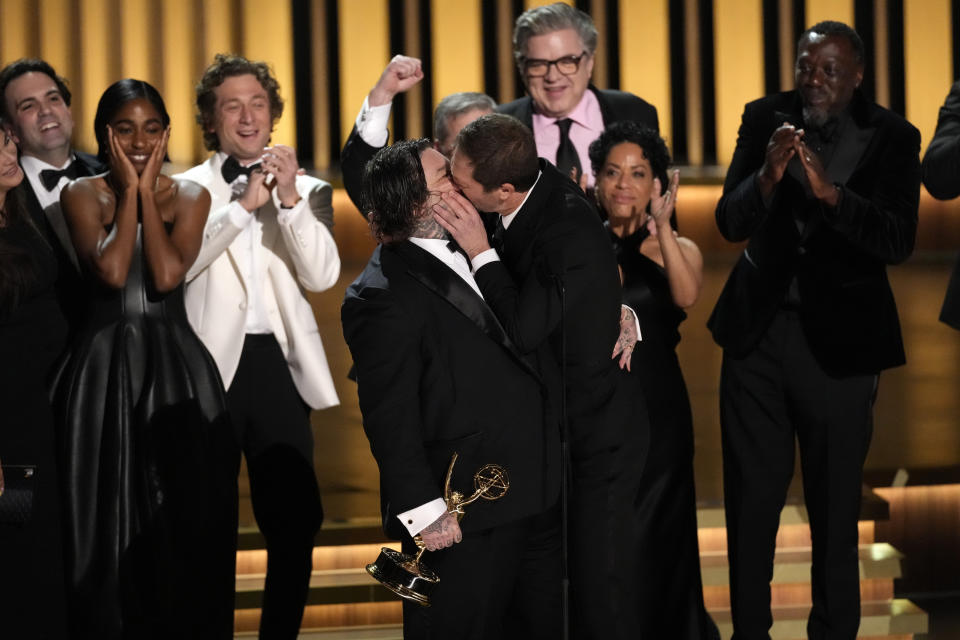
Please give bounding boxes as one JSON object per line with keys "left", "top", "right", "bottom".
{"left": 195, "top": 53, "right": 284, "bottom": 152}
{"left": 0, "top": 162, "right": 42, "bottom": 318}
{"left": 361, "top": 138, "right": 432, "bottom": 245}
{"left": 93, "top": 79, "right": 171, "bottom": 164}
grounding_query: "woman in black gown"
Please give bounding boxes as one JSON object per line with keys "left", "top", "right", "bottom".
{"left": 588, "top": 121, "right": 718, "bottom": 639}
{"left": 0, "top": 125, "right": 69, "bottom": 639}
{"left": 50, "top": 79, "right": 236, "bottom": 638}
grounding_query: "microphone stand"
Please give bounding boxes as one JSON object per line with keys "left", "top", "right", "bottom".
{"left": 552, "top": 268, "right": 570, "bottom": 640}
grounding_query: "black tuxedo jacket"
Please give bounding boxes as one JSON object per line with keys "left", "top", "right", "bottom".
{"left": 921, "top": 79, "right": 960, "bottom": 330}
{"left": 342, "top": 242, "right": 559, "bottom": 541}
{"left": 23, "top": 151, "right": 105, "bottom": 332}
{"left": 495, "top": 85, "right": 659, "bottom": 136}
{"left": 708, "top": 90, "right": 920, "bottom": 376}
{"left": 473, "top": 161, "right": 639, "bottom": 453}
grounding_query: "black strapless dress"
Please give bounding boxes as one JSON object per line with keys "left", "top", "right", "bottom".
{"left": 611, "top": 225, "right": 719, "bottom": 639}
{"left": 50, "top": 223, "right": 237, "bottom": 639}
{"left": 0, "top": 212, "right": 69, "bottom": 639}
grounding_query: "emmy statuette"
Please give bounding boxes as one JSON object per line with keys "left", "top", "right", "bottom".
{"left": 366, "top": 452, "right": 510, "bottom": 606}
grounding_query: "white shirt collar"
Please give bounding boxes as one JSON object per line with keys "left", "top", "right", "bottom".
{"left": 20, "top": 153, "right": 75, "bottom": 177}
{"left": 500, "top": 170, "right": 541, "bottom": 230}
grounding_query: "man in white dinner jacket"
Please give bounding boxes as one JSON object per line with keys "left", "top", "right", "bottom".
{"left": 175, "top": 53, "right": 340, "bottom": 640}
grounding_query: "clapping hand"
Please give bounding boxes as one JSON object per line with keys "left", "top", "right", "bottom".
{"left": 647, "top": 170, "right": 680, "bottom": 237}
{"left": 757, "top": 122, "right": 803, "bottom": 196}
{"left": 794, "top": 139, "right": 839, "bottom": 206}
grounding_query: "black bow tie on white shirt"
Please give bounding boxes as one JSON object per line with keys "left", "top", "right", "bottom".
{"left": 447, "top": 239, "right": 472, "bottom": 268}
{"left": 39, "top": 162, "right": 81, "bottom": 191}
{"left": 221, "top": 156, "right": 262, "bottom": 184}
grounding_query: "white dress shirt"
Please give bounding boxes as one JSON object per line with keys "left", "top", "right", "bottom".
{"left": 221, "top": 152, "right": 304, "bottom": 335}
{"left": 356, "top": 97, "right": 392, "bottom": 147}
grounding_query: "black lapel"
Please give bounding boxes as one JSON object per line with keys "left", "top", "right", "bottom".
{"left": 20, "top": 174, "right": 45, "bottom": 225}
{"left": 592, "top": 85, "right": 615, "bottom": 126}
{"left": 392, "top": 242, "right": 540, "bottom": 381}
{"left": 516, "top": 98, "right": 535, "bottom": 129}
{"left": 74, "top": 151, "right": 106, "bottom": 177}
{"left": 826, "top": 123, "right": 875, "bottom": 187}
{"left": 500, "top": 160, "right": 557, "bottom": 264}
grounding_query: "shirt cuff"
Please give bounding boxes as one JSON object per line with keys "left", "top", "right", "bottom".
{"left": 397, "top": 498, "right": 447, "bottom": 537}
{"left": 356, "top": 96, "right": 392, "bottom": 148}
{"left": 276, "top": 197, "right": 306, "bottom": 226}
{"left": 228, "top": 201, "right": 255, "bottom": 228}
{"left": 471, "top": 248, "right": 500, "bottom": 272}
{"left": 622, "top": 304, "right": 643, "bottom": 342}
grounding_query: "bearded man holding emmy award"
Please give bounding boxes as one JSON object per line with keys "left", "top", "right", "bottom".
{"left": 342, "top": 138, "right": 561, "bottom": 640}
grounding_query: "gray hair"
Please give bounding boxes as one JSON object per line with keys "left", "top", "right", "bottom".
{"left": 512, "top": 2, "right": 599, "bottom": 65}
{"left": 433, "top": 91, "right": 497, "bottom": 145}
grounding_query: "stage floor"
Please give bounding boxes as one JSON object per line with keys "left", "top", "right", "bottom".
{"left": 235, "top": 249, "right": 960, "bottom": 528}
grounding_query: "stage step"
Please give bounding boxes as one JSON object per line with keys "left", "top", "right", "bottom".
{"left": 234, "top": 543, "right": 904, "bottom": 609}
{"left": 700, "top": 542, "right": 903, "bottom": 586}
{"left": 695, "top": 483, "right": 890, "bottom": 529}
{"left": 712, "top": 599, "right": 929, "bottom": 639}
{"left": 236, "top": 624, "right": 400, "bottom": 639}
{"left": 236, "top": 486, "right": 890, "bottom": 551}
{"left": 235, "top": 599, "right": 927, "bottom": 639}
{"left": 232, "top": 488, "right": 927, "bottom": 638}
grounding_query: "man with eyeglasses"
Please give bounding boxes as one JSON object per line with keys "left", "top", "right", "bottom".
{"left": 497, "top": 2, "right": 658, "bottom": 189}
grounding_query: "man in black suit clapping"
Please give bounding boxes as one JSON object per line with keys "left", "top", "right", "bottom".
{"left": 708, "top": 21, "right": 920, "bottom": 639}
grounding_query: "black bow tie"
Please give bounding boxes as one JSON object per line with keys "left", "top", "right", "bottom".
{"left": 39, "top": 162, "right": 81, "bottom": 191}
{"left": 447, "top": 239, "right": 472, "bottom": 268}
{"left": 221, "top": 156, "right": 261, "bottom": 184}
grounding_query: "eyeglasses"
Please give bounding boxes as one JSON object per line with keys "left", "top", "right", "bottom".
{"left": 521, "top": 51, "right": 589, "bottom": 78}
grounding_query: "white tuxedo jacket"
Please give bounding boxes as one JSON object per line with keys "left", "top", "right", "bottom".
{"left": 175, "top": 154, "right": 340, "bottom": 409}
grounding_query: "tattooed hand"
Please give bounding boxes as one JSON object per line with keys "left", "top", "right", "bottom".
{"left": 612, "top": 305, "right": 639, "bottom": 371}
{"left": 419, "top": 511, "right": 462, "bottom": 551}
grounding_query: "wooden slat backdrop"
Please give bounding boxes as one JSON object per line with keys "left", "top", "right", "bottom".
{"left": 0, "top": 0, "right": 954, "bottom": 172}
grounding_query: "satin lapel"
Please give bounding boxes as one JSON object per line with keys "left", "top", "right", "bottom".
{"left": 74, "top": 152, "right": 105, "bottom": 177}
{"left": 827, "top": 123, "right": 876, "bottom": 186}
{"left": 205, "top": 156, "right": 233, "bottom": 207}
{"left": 22, "top": 175, "right": 80, "bottom": 269}
{"left": 393, "top": 242, "right": 540, "bottom": 381}
{"left": 199, "top": 157, "right": 249, "bottom": 289}
{"left": 501, "top": 160, "right": 555, "bottom": 266}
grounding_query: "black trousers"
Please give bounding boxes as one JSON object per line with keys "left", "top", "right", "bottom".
{"left": 227, "top": 335, "right": 324, "bottom": 640}
{"left": 401, "top": 505, "right": 562, "bottom": 640}
{"left": 720, "top": 310, "right": 877, "bottom": 640}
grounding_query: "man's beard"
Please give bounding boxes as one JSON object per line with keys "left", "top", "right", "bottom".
{"left": 802, "top": 105, "right": 830, "bottom": 129}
